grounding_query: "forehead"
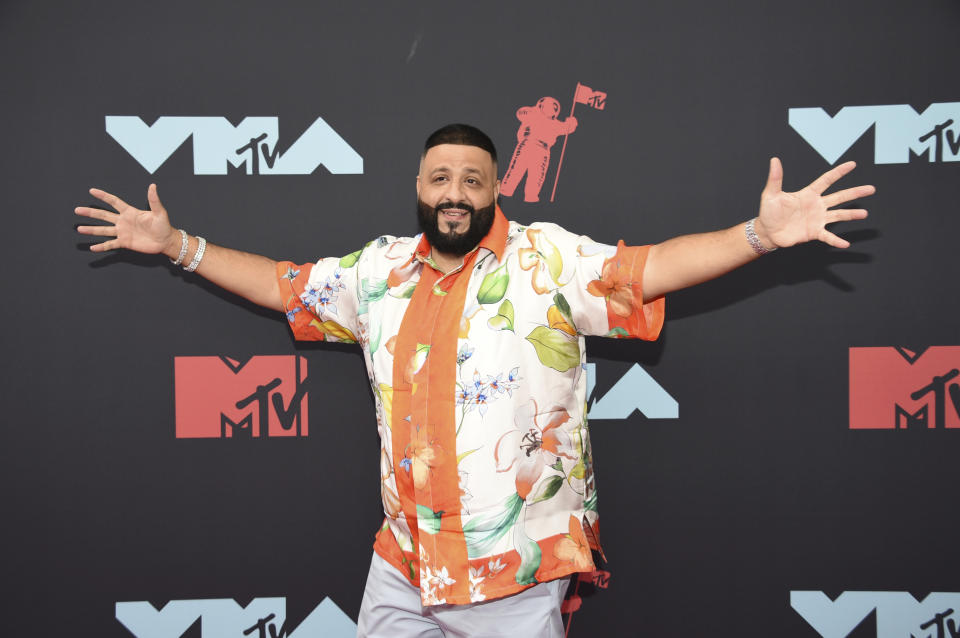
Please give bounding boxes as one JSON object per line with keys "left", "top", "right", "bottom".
{"left": 420, "top": 144, "right": 496, "bottom": 176}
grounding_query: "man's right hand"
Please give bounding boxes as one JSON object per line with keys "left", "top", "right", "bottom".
{"left": 76, "top": 184, "right": 181, "bottom": 258}
{"left": 75, "top": 184, "right": 286, "bottom": 312}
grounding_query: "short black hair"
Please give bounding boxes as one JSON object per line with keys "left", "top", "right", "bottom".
{"left": 423, "top": 123, "right": 498, "bottom": 165}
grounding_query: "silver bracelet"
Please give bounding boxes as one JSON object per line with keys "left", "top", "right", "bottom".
{"left": 169, "top": 229, "right": 189, "bottom": 265}
{"left": 184, "top": 236, "right": 207, "bottom": 272}
{"left": 745, "top": 218, "right": 777, "bottom": 255}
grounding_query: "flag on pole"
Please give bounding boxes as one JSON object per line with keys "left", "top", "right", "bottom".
{"left": 550, "top": 82, "right": 609, "bottom": 202}
{"left": 573, "top": 83, "right": 607, "bottom": 110}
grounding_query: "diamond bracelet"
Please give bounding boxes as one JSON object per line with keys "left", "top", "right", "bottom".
{"left": 745, "top": 218, "right": 777, "bottom": 255}
{"left": 184, "top": 236, "right": 207, "bottom": 272}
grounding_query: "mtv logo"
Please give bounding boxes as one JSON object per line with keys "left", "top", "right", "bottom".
{"left": 789, "top": 103, "right": 960, "bottom": 164}
{"left": 174, "top": 355, "right": 308, "bottom": 439}
{"left": 585, "top": 362, "right": 678, "bottom": 420}
{"left": 116, "top": 596, "right": 356, "bottom": 638}
{"left": 849, "top": 347, "right": 960, "bottom": 429}
{"left": 791, "top": 591, "right": 960, "bottom": 638}
{"left": 105, "top": 115, "right": 363, "bottom": 175}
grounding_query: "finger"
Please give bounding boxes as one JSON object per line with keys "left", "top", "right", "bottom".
{"left": 147, "top": 183, "right": 166, "bottom": 215}
{"left": 819, "top": 229, "right": 851, "bottom": 249}
{"left": 809, "top": 161, "right": 856, "bottom": 194}
{"left": 822, "top": 184, "right": 876, "bottom": 208}
{"left": 77, "top": 224, "right": 119, "bottom": 237}
{"left": 89, "top": 238, "right": 121, "bottom": 252}
{"left": 74, "top": 206, "right": 119, "bottom": 223}
{"left": 89, "top": 187, "right": 131, "bottom": 212}
{"left": 826, "top": 208, "right": 869, "bottom": 224}
{"left": 762, "top": 157, "right": 783, "bottom": 196}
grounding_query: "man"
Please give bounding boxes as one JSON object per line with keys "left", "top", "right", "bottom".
{"left": 75, "top": 124, "right": 873, "bottom": 637}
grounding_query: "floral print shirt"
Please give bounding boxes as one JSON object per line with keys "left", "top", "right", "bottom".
{"left": 277, "top": 207, "right": 664, "bottom": 606}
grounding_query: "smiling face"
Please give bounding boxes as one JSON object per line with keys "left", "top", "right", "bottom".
{"left": 416, "top": 143, "right": 500, "bottom": 258}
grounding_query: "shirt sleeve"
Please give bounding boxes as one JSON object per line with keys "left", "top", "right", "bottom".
{"left": 276, "top": 249, "right": 363, "bottom": 343}
{"left": 529, "top": 225, "right": 664, "bottom": 340}
{"left": 582, "top": 240, "right": 665, "bottom": 340}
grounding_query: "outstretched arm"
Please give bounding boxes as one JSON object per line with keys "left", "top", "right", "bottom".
{"left": 76, "top": 184, "right": 284, "bottom": 312}
{"left": 641, "top": 159, "right": 874, "bottom": 302}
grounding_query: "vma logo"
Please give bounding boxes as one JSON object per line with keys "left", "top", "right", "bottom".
{"left": 501, "top": 82, "right": 607, "bottom": 203}
{"left": 849, "top": 347, "right": 960, "bottom": 430}
{"left": 789, "top": 103, "right": 960, "bottom": 164}
{"left": 116, "top": 597, "right": 356, "bottom": 638}
{"left": 175, "top": 355, "right": 309, "bottom": 439}
{"left": 105, "top": 116, "right": 363, "bottom": 175}
{"left": 585, "top": 362, "right": 678, "bottom": 420}
{"left": 791, "top": 591, "right": 960, "bottom": 638}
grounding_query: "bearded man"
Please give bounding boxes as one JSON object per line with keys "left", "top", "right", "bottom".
{"left": 75, "top": 123, "right": 873, "bottom": 638}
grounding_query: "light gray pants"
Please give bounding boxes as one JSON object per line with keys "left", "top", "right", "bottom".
{"left": 357, "top": 553, "right": 570, "bottom": 638}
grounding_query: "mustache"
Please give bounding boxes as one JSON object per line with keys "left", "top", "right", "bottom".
{"left": 435, "top": 201, "right": 476, "bottom": 215}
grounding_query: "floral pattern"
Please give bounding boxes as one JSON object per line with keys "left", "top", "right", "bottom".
{"left": 276, "top": 209, "right": 664, "bottom": 606}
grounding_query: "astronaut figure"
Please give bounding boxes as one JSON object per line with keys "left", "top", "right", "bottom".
{"left": 500, "top": 97, "right": 578, "bottom": 202}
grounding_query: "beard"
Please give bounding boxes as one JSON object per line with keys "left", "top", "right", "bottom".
{"left": 417, "top": 197, "right": 496, "bottom": 257}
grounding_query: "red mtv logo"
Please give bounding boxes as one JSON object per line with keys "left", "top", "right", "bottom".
{"left": 849, "top": 347, "right": 960, "bottom": 429}
{"left": 175, "top": 356, "right": 308, "bottom": 438}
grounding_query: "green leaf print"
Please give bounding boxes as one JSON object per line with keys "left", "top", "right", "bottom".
{"left": 476, "top": 264, "right": 510, "bottom": 305}
{"left": 553, "top": 292, "right": 577, "bottom": 332}
{"left": 605, "top": 326, "right": 630, "bottom": 338}
{"left": 513, "top": 518, "right": 541, "bottom": 586}
{"left": 417, "top": 505, "right": 444, "bottom": 535}
{"left": 569, "top": 459, "right": 586, "bottom": 480}
{"left": 529, "top": 475, "right": 564, "bottom": 504}
{"left": 487, "top": 299, "right": 515, "bottom": 332}
{"left": 362, "top": 278, "right": 388, "bottom": 302}
{"left": 463, "top": 492, "right": 523, "bottom": 559}
{"left": 584, "top": 492, "right": 598, "bottom": 513}
{"left": 389, "top": 282, "right": 416, "bottom": 299}
{"left": 358, "top": 278, "right": 388, "bottom": 315}
{"left": 525, "top": 326, "right": 580, "bottom": 372}
{"left": 339, "top": 249, "right": 362, "bottom": 268}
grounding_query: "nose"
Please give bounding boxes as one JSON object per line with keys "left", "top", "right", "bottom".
{"left": 442, "top": 179, "right": 466, "bottom": 204}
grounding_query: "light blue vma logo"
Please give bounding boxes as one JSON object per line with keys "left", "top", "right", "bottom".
{"left": 789, "top": 102, "right": 960, "bottom": 164}
{"left": 106, "top": 116, "right": 363, "bottom": 175}
{"left": 791, "top": 591, "right": 960, "bottom": 638}
{"left": 115, "top": 597, "right": 356, "bottom": 638}
{"left": 585, "top": 362, "right": 678, "bottom": 420}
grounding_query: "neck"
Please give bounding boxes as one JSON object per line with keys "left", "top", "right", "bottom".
{"left": 430, "top": 248, "right": 468, "bottom": 274}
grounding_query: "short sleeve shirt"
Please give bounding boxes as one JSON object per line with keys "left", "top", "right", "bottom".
{"left": 277, "top": 208, "right": 664, "bottom": 606}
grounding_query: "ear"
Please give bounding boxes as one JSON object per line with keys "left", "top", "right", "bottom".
{"left": 416, "top": 174, "right": 421, "bottom": 198}
{"left": 494, "top": 179, "right": 500, "bottom": 201}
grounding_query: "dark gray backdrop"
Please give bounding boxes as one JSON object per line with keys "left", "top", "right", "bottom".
{"left": 2, "top": 0, "right": 957, "bottom": 635}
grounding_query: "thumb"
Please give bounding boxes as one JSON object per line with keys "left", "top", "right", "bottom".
{"left": 147, "top": 183, "right": 167, "bottom": 215}
{"left": 762, "top": 157, "right": 783, "bottom": 197}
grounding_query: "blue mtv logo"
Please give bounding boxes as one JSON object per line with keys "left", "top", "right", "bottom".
{"left": 791, "top": 591, "right": 960, "bottom": 638}
{"left": 585, "top": 362, "right": 678, "bottom": 420}
{"left": 789, "top": 102, "right": 960, "bottom": 164}
{"left": 106, "top": 116, "right": 363, "bottom": 175}
{"left": 115, "top": 597, "right": 356, "bottom": 638}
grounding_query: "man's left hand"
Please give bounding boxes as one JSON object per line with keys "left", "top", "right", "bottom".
{"left": 754, "top": 158, "right": 874, "bottom": 250}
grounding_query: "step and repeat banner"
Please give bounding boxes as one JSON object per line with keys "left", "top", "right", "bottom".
{"left": 2, "top": 0, "right": 957, "bottom": 635}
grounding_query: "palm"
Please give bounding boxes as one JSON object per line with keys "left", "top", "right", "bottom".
{"left": 75, "top": 184, "right": 176, "bottom": 254}
{"left": 757, "top": 159, "right": 874, "bottom": 250}
{"left": 118, "top": 201, "right": 171, "bottom": 253}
